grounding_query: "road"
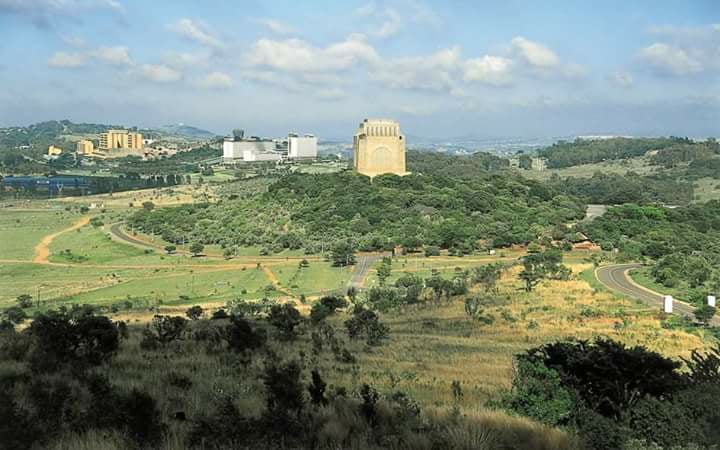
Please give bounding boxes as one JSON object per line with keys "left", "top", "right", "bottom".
{"left": 595, "top": 263, "right": 719, "bottom": 325}
{"left": 347, "top": 254, "right": 384, "bottom": 290}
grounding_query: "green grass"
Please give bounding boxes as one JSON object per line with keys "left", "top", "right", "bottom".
{"left": 274, "top": 261, "right": 353, "bottom": 296}
{"left": 521, "top": 156, "right": 661, "bottom": 181}
{"left": 0, "top": 209, "right": 80, "bottom": 260}
{"left": 693, "top": 177, "right": 720, "bottom": 203}
{"left": 629, "top": 267, "right": 688, "bottom": 301}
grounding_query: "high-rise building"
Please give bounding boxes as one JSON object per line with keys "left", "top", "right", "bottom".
{"left": 288, "top": 133, "right": 317, "bottom": 159}
{"left": 353, "top": 119, "right": 407, "bottom": 177}
{"left": 76, "top": 140, "right": 94, "bottom": 155}
{"left": 99, "top": 130, "right": 144, "bottom": 150}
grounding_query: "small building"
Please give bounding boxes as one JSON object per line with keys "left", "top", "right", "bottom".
{"left": 76, "top": 140, "right": 94, "bottom": 155}
{"left": 47, "top": 145, "right": 63, "bottom": 156}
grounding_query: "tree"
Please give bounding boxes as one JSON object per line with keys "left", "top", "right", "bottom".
{"left": 472, "top": 263, "right": 505, "bottom": 293}
{"left": 16, "top": 294, "right": 33, "bottom": 309}
{"left": 164, "top": 244, "right": 176, "bottom": 254}
{"left": 224, "top": 315, "right": 266, "bottom": 354}
{"left": 189, "top": 242, "right": 204, "bottom": 256}
{"left": 142, "top": 201, "right": 155, "bottom": 211}
{"left": 185, "top": 305, "right": 204, "bottom": 320}
{"left": 345, "top": 307, "right": 389, "bottom": 346}
{"left": 376, "top": 258, "right": 392, "bottom": 285}
{"left": 330, "top": 241, "right": 356, "bottom": 267}
{"left": 263, "top": 360, "right": 304, "bottom": 419}
{"left": 308, "top": 369, "right": 328, "bottom": 406}
{"left": 268, "top": 303, "right": 302, "bottom": 340}
{"left": 518, "top": 249, "right": 565, "bottom": 292}
{"left": 150, "top": 315, "right": 188, "bottom": 344}
{"left": 694, "top": 305, "right": 716, "bottom": 326}
{"left": 3, "top": 306, "right": 27, "bottom": 324}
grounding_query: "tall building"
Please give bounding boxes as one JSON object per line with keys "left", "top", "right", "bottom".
{"left": 353, "top": 119, "right": 407, "bottom": 177}
{"left": 99, "top": 130, "right": 143, "bottom": 150}
{"left": 288, "top": 133, "right": 318, "bottom": 159}
{"left": 76, "top": 140, "right": 94, "bottom": 155}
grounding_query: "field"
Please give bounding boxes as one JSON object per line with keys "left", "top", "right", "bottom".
{"left": 520, "top": 156, "right": 661, "bottom": 181}
{"left": 693, "top": 177, "right": 720, "bottom": 203}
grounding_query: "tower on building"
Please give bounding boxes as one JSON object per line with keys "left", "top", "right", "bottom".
{"left": 353, "top": 119, "right": 408, "bottom": 177}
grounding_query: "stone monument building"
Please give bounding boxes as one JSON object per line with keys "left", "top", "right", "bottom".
{"left": 353, "top": 119, "right": 408, "bottom": 177}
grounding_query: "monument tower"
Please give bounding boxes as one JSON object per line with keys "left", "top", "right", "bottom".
{"left": 353, "top": 119, "right": 408, "bottom": 177}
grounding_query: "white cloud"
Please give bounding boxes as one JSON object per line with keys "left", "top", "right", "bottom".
{"left": 316, "top": 87, "right": 345, "bottom": 100}
{"left": 511, "top": 36, "right": 559, "bottom": 67}
{"left": 463, "top": 55, "right": 513, "bottom": 86}
{"left": 256, "top": 18, "right": 295, "bottom": 35}
{"left": 136, "top": 64, "right": 182, "bottom": 83}
{"left": 610, "top": 71, "right": 633, "bottom": 87}
{"left": 48, "top": 51, "right": 87, "bottom": 68}
{"left": 370, "top": 47, "right": 460, "bottom": 91}
{"left": 196, "top": 71, "right": 233, "bottom": 89}
{"left": 163, "top": 51, "right": 209, "bottom": 68}
{"left": 374, "top": 8, "right": 401, "bottom": 38}
{"left": 89, "top": 46, "right": 132, "bottom": 65}
{"left": 0, "top": 0, "right": 125, "bottom": 27}
{"left": 639, "top": 43, "right": 702, "bottom": 75}
{"left": 354, "top": 2, "right": 377, "bottom": 17}
{"left": 244, "top": 34, "right": 378, "bottom": 73}
{"left": 169, "top": 18, "right": 222, "bottom": 49}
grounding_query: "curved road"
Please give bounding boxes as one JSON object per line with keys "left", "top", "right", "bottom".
{"left": 595, "top": 263, "right": 718, "bottom": 325}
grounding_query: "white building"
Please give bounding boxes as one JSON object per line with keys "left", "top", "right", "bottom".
{"left": 223, "top": 137, "right": 277, "bottom": 162}
{"left": 288, "top": 133, "right": 318, "bottom": 159}
{"left": 243, "top": 149, "right": 282, "bottom": 162}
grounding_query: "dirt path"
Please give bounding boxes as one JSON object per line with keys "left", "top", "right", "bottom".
{"left": 261, "top": 264, "right": 292, "bottom": 295}
{"left": 32, "top": 216, "right": 91, "bottom": 264}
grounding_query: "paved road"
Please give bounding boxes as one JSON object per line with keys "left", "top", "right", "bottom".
{"left": 595, "top": 263, "right": 719, "bottom": 325}
{"left": 347, "top": 254, "right": 384, "bottom": 290}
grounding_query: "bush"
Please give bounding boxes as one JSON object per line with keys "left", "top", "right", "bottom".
{"left": 224, "top": 315, "right": 266, "bottom": 354}
{"left": 28, "top": 309, "right": 119, "bottom": 372}
{"left": 345, "top": 307, "right": 389, "bottom": 346}
{"left": 268, "top": 303, "right": 302, "bottom": 341}
{"left": 150, "top": 315, "right": 188, "bottom": 344}
{"left": 185, "top": 305, "right": 204, "bottom": 320}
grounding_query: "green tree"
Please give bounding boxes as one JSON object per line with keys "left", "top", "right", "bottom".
{"left": 376, "top": 259, "right": 392, "bottom": 285}
{"left": 268, "top": 303, "right": 302, "bottom": 340}
{"left": 16, "top": 294, "right": 33, "bottom": 309}
{"left": 164, "top": 245, "right": 176, "bottom": 254}
{"left": 694, "top": 305, "right": 716, "bottom": 326}
{"left": 519, "top": 249, "right": 564, "bottom": 292}
{"left": 330, "top": 241, "right": 356, "bottom": 267}
{"left": 185, "top": 305, "right": 204, "bottom": 320}
{"left": 189, "top": 242, "right": 204, "bottom": 256}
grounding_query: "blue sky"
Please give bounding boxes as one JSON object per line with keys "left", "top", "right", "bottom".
{"left": 0, "top": 0, "right": 718, "bottom": 139}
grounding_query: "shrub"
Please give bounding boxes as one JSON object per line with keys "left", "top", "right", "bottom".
{"left": 16, "top": 294, "right": 33, "bottom": 309}
{"left": 345, "top": 307, "right": 389, "bottom": 346}
{"left": 308, "top": 369, "right": 328, "bottom": 406}
{"left": 211, "top": 309, "right": 229, "bottom": 320}
{"left": 268, "top": 303, "right": 302, "bottom": 341}
{"left": 263, "top": 360, "right": 305, "bottom": 419}
{"left": 224, "top": 315, "right": 266, "bottom": 354}
{"left": 150, "top": 315, "right": 188, "bottom": 344}
{"left": 185, "top": 305, "right": 204, "bottom": 320}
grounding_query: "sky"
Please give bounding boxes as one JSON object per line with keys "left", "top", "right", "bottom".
{"left": 0, "top": 0, "right": 718, "bottom": 140}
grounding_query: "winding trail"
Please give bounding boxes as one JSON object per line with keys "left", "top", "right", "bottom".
{"left": 32, "top": 216, "right": 90, "bottom": 264}
{"left": 595, "top": 263, "right": 719, "bottom": 325}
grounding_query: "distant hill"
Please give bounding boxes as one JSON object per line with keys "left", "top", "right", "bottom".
{"left": 156, "top": 123, "right": 216, "bottom": 139}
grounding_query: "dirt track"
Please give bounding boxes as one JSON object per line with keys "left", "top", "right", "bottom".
{"left": 32, "top": 216, "right": 90, "bottom": 264}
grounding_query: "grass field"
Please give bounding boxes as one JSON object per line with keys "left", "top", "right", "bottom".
{"left": 693, "top": 177, "right": 720, "bottom": 203}
{"left": 0, "top": 208, "right": 80, "bottom": 260}
{"left": 520, "top": 156, "right": 661, "bottom": 181}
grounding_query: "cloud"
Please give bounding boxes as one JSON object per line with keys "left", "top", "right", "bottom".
{"left": 256, "top": 18, "right": 295, "bottom": 35}
{"left": 609, "top": 71, "right": 633, "bottom": 87}
{"left": 135, "top": 64, "right": 182, "bottom": 83}
{"left": 511, "top": 36, "right": 559, "bottom": 67}
{"left": 89, "top": 46, "right": 132, "bottom": 65}
{"left": 196, "top": 71, "right": 233, "bottom": 89}
{"left": 244, "top": 34, "right": 378, "bottom": 73}
{"left": 169, "top": 18, "right": 222, "bottom": 49}
{"left": 463, "top": 55, "right": 513, "bottom": 86}
{"left": 374, "top": 8, "right": 401, "bottom": 38}
{"left": 48, "top": 51, "right": 87, "bottom": 68}
{"left": 316, "top": 87, "right": 345, "bottom": 100}
{"left": 48, "top": 45, "right": 132, "bottom": 69}
{"left": 0, "top": 0, "right": 125, "bottom": 28}
{"left": 639, "top": 43, "right": 702, "bottom": 75}
{"left": 354, "top": 2, "right": 377, "bottom": 17}
{"left": 370, "top": 47, "right": 460, "bottom": 91}
{"left": 162, "top": 51, "right": 210, "bottom": 68}
{"left": 60, "top": 35, "right": 86, "bottom": 47}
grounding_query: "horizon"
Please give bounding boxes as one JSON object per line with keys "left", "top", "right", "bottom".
{"left": 1, "top": 1, "right": 719, "bottom": 139}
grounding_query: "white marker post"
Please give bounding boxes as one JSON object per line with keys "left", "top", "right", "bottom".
{"left": 708, "top": 295, "right": 717, "bottom": 308}
{"left": 663, "top": 295, "right": 673, "bottom": 314}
